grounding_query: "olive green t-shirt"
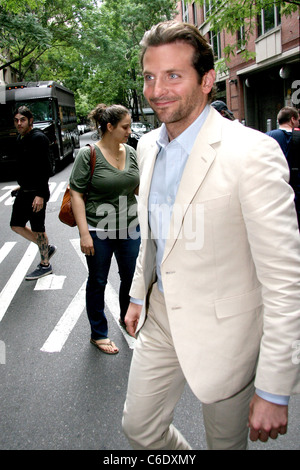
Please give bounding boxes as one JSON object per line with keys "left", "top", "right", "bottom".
{"left": 69, "top": 144, "right": 139, "bottom": 230}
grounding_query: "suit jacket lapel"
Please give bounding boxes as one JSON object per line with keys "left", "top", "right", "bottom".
{"left": 162, "top": 110, "right": 221, "bottom": 262}
{"left": 137, "top": 136, "right": 159, "bottom": 240}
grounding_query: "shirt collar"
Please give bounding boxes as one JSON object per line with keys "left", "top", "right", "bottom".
{"left": 156, "top": 104, "right": 210, "bottom": 154}
{"left": 279, "top": 126, "right": 292, "bottom": 133}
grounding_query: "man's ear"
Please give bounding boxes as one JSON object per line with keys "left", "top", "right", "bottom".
{"left": 202, "top": 69, "right": 216, "bottom": 95}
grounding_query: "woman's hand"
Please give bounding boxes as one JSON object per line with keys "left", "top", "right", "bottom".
{"left": 69, "top": 189, "right": 94, "bottom": 255}
{"left": 80, "top": 232, "right": 95, "bottom": 256}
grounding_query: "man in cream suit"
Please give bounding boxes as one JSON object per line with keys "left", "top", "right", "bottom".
{"left": 122, "top": 21, "right": 300, "bottom": 450}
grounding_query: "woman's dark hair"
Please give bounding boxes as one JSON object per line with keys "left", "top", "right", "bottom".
{"left": 88, "top": 104, "right": 130, "bottom": 136}
{"left": 13, "top": 106, "right": 33, "bottom": 120}
{"left": 140, "top": 21, "right": 216, "bottom": 101}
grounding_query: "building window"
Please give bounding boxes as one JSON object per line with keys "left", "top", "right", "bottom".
{"left": 204, "top": 0, "right": 212, "bottom": 21}
{"left": 182, "top": 0, "right": 189, "bottom": 23}
{"left": 204, "top": 0, "right": 221, "bottom": 21}
{"left": 192, "top": 2, "right": 198, "bottom": 26}
{"left": 258, "top": 3, "right": 281, "bottom": 36}
{"left": 237, "top": 25, "right": 245, "bottom": 49}
{"left": 210, "top": 31, "right": 221, "bottom": 60}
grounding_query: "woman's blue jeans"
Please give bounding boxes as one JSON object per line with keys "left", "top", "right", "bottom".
{"left": 85, "top": 227, "right": 140, "bottom": 340}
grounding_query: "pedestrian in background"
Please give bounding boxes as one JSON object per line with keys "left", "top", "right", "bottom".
{"left": 211, "top": 100, "right": 235, "bottom": 120}
{"left": 69, "top": 104, "right": 140, "bottom": 355}
{"left": 10, "top": 106, "right": 56, "bottom": 280}
{"left": 267, "top": 106, "right": 300, "bottom": 227}
{"left": 266, "top": 106, "right": 299, "bottom": 158}
{"left": 122, "top": 21, "right": 300, "bottom": 450}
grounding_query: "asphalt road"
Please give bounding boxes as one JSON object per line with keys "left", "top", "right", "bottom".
{"left": 0, "top": 132, "right": 299, "bottom": 452}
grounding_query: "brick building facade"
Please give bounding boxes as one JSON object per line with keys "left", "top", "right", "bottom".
{"left": 176, "top": 1, "right": 300, "bottom": 131}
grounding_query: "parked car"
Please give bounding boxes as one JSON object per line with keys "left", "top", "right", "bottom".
{"left": 127, "top": 131, "right": 142, "bottom": 149}
{"left": 131, "top": 122, "right": 147, "bottom": 134}
{"left": 77, "top": 123, "right": 92, "bottom": 135}
{"left": 128, "top": 122, "right": 154, "bottom": 149}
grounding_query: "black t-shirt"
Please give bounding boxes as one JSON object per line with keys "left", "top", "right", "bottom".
{"left": 16, "top": 128, "right": 51, "bottom": 200}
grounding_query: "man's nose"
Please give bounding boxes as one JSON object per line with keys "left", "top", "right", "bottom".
{"left": 151, "top": 77, "right": 168, "bottom": 97}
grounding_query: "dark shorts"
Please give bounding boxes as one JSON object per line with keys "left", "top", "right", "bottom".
{"left": 10, "top": 190, "right": 47, "bottom": 233}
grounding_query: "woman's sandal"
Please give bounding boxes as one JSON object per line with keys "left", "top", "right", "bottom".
{"left": 90, "top": 338, "right": 119, "bottom": 355}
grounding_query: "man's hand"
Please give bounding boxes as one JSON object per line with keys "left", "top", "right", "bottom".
{"left": 248, "top": 393, "right": 288, "bottom": 442}
{"left": 32, "top": 196, "right": 44, "bottom": 212}
{"left": 125, "top": 302, "right": 142, "bottom": 338}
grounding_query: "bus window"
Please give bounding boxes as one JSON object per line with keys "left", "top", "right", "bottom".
{"left": 0, "top": 81, "right": 80, "bottom": 177}
{"left": 16, "top": 100, "right": 53, "bottom": 122}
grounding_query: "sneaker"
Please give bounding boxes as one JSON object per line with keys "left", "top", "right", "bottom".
{"left": 48, "top": 245, "right": 57, "bottom": 260}
{"left": 25, "top": 263, "right": 52, "bottom": 281}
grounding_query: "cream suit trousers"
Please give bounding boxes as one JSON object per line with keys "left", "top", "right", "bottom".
{"left": 122, "top": 283, "right": 255, "bottom": 450}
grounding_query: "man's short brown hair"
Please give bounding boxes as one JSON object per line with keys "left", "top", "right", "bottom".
{"left": 277, "top": 106, "right": 299, "bottom": 125}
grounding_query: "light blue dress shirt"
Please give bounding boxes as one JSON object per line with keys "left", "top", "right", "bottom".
{"left": 132, "top": 105, "right": 289, "bottom": 406}
{"left": 148, "top": 105, "right": 210, "bottom": 293}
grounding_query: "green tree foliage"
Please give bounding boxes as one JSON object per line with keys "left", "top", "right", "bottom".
{"left": 0, "top": 0, "right": 96, "bottom": 80}
{"left": 0, "top": 0, "right": 45, "bottom": 13}
{"left": 193, "top": 0, "right": 300, "bottom": 60}
{"left": 0, "top": 0, "right": 178, "bottom": 121}
{"left": 87, "top": 0, "right": 178, "bottom": 120}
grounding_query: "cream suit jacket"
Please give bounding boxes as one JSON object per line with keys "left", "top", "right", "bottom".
{"left": 130, "top": 107, "right": 300, "bottom": 404}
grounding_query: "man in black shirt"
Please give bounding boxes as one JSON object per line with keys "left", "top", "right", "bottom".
{"left": 10, "top": 106, "right": 57, "bottom": 280}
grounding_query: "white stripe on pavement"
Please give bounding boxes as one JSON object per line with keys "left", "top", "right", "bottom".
{"left": 0, "top": 242, "right": 16, "bottom": 264}
{"left": 34, "top": 274, "right": 66, "bottom": 290}
{"left": 70, "top": 238, "right": 136, "bottom": 349}
{"left": 0, "top": 242, "right": 38, "bottom": 322}
{"left": 40, "top": 239, "right": 135, "bottom": 353}
{"left": 40, "top": 280, "right": 86, "bottom": 353}
{"left": 105, "top": 281, "right": 136, "bottom": 349}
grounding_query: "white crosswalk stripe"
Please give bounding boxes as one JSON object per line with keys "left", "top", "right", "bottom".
{"left": 0, "top": 239, "right": 135, "bottom": 351}
{"left": 0, "top": 242, "right": 38, "bottom": 322}
{"left": 69, "top": 239, "right": 136, "bottom": 350}
{"left": 40, "top": 280, "right": 87, "bottom": 353}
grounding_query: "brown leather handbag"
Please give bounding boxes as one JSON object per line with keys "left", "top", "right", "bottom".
{"left": 58, "top": 144, "right": 96, "bottom": 227}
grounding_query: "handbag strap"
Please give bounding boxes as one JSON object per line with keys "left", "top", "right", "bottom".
{"left": 86, "top": 144, "right": 96, "bottom": 178}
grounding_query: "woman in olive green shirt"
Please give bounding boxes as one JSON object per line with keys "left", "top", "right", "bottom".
{"left": 70, "top": 104, "right": 140, "bottom": 354}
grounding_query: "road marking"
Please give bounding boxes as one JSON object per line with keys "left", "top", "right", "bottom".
{"left": 49, "top": 181, "right": 67, "bottom": 202}
{"left": 70, "top": 238, "right": 136, "bottom": 349}
{"left": 0, "top": 182, "right": 67, "bottom": 206}
{"left": 0, "top": 242, "right": 38, "bottom": 322}
{"left": 0, "top": 242, "right": 16, "bottom": 264}
{"left": 40, "top": 280, "right": 86, "bottom": 353}
{"left": 40, "top": 239, "right": 135, "bottom": 353}
{"left": 105, "top": 281, "right": 136, "bottom": 349}
{"left": 34, "top": 275, "right": 66, "bottom": 290}
{"left": 0, "top": 185, "right": 15, "bottom": 206}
